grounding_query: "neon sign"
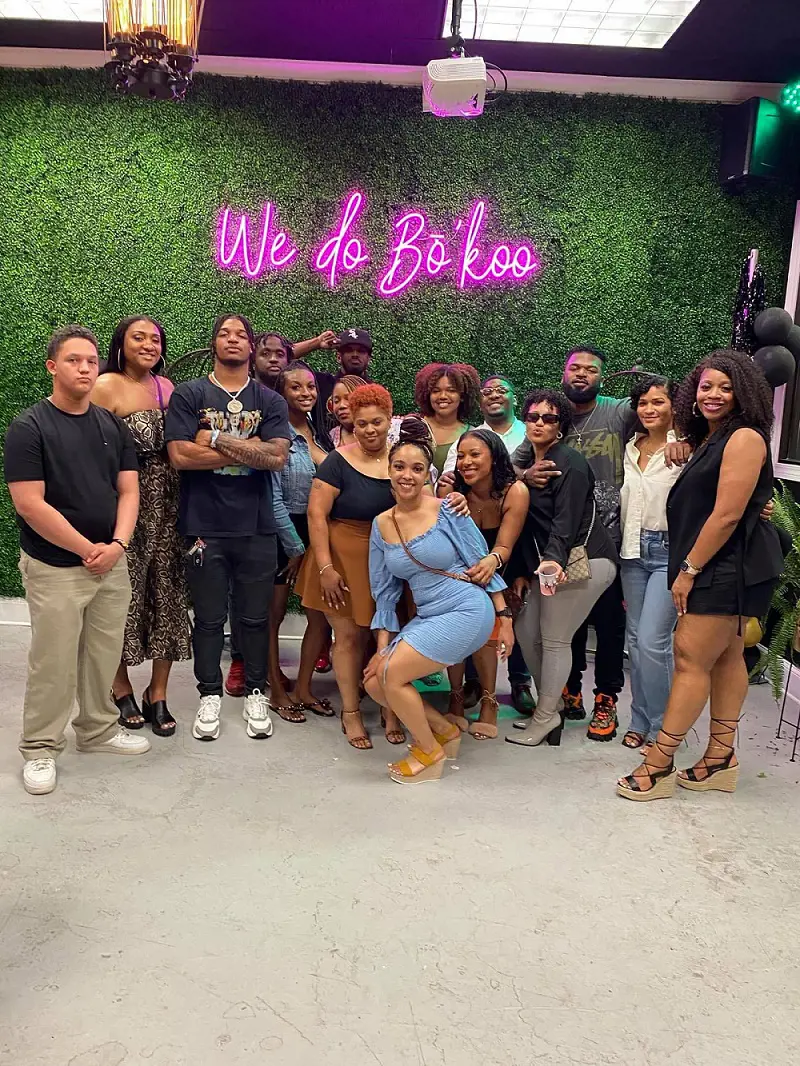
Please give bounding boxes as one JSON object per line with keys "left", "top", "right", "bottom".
{"left": 215, "top": 191, "right": 541, "bottom": 297}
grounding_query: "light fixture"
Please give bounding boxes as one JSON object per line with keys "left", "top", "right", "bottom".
{"left": 103, "top": 0, "right": 205, "bottom": 100}
{"left": 781, "top": 79, "right": 800, "bottom": 117}
{"left": 443, "top": 0, "right": 701, "bottom": 49}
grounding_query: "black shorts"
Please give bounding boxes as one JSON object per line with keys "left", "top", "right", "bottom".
{"left": 275, "top": 513, "right": 310, "bottom": 586}
{"left": 687, "top": 577, "right": 777, "bottom": 619}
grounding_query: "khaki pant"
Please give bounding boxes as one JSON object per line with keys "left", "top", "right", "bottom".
{"left": 18, "top": 551, "right": 132, "bottom": 761}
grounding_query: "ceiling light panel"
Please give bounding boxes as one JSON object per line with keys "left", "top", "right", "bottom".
{"left": 443, "top": 0, "right": 701, "bottom": 47}
{"left": 0, "top": 0, "right": 102, "bottom": 17}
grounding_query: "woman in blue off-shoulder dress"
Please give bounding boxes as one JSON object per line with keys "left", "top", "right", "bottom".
{"left": 364, "top": 419, "right": 515, "bottom": 784}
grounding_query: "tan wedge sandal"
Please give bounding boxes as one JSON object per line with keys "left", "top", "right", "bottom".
{"left": 677, "top": 721, "right": 739, "bottom": 793}
{"left": 469, "top": 691, "right": 499, "bottom": 740}
{"left": 388, "top": 744, "right": 446, "bottom": 783}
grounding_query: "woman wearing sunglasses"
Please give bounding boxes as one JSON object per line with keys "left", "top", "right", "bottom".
{"left": 507, "top": 389, "right": 618, "bottom": 749}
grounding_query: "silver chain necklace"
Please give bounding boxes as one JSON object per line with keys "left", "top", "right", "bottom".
{"left": 209, "top": 373, "right": 249, "bottom": 414}
{"left": 573, "top": 401, "right": 601, "bottom": 448}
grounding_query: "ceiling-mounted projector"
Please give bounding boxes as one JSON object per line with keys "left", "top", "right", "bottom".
{"left": 423, "top": 56, "right": 487, "bottom": 118}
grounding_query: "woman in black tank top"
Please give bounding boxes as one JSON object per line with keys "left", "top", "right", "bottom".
{"left": 618, "top": 350, "right": 784, "bottom": 802}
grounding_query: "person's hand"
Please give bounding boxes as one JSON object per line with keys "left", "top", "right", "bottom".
{"left": 83, "top": 541, "right": 124, "bottom": 576}
{"left": 671, "top": 570, "right": 695, "bottom": 615}
{"left": 194, "top": 429, "right": 213, "bottom": 447}
{"left": 496, "top": 617, "right": 515, "bottom": 662}
{"left": 512, "top": 576, "right": 530, "bottom": 599}
{"left": 523, "top": 459, "right": 561, "bottom": 489}
{"left": 363, "top": 652, "right": 384, "bottom": 684}
{"left": 664, "top": 440, "right": 692, "bottom": 468}
{"left": 536, "top": 560, "right": 566, "bottom": 585}
{"left": 466, "top": 554, "right": 499, "bottom": 586}
{"left": 317, "top": 330, "right": 337, "bottom": 350}
{"left": 760, "top": 498, "right": 775, "bottom": 521}
{"left": 280, "top": 553, "right": 304, "bottom": 585}
{"left": 436, "top": 471, "right": 456, "bottom": 496}
{"left": 320, "top": 566, "right": 349, "bottom": 610}
{"left": 444, "top": 491, "right": 470, "bottom": 517}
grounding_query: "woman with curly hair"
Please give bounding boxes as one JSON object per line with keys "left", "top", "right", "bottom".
{"left": 506, "top": 389, "right": 618, "bottom": 749}
{"left": 414, "top": 362, "right": 481, "bottom": 478}
{"left": 445, "top": 429, "right": 529, "bottom": 738}
{"left": 618, "top": 375, "right": 681, "bottom": 753}
{"left": 296, "top": 383, "right": 405, "bottom": 749}
{"left": 365, "top": 419, "right": 515, "bottom": 783}
{"left": 617, "top": 350, "right": 784, "bottom": 801}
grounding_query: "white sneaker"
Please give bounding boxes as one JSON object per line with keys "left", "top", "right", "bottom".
{"left": 23, "top": 758, "right": 57, "bottom": 795}
{"left": 76, "top": 728, "right": 151, "bottom": 755}
{"left": 192, "top": 694, "right": 222, "bottom": 741}
{"left": 243, "top": 689, "right": 273, "bottom": 739}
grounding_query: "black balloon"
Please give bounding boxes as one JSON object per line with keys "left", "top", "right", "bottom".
{"left": 753, "top": 345, "right": 796, "bottom": 387}
{"left": 786, "top": 323, "right": 800, "bottom": 360}
{"left": 754, "top": 307, "right": 793, "bottom": 346}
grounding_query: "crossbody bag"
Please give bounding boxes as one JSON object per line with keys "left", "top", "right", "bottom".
{"left": 533, "top": 499, "right": 596, "bottom": 583}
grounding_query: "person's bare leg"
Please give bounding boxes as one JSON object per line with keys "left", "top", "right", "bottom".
{"left": 365, "top": 670, "right": 452, "bottom": 738}
{"left": 446, "top": 662, "right": 467, "bottom": 726}
{"left": 328, "top": 614, "right": 370, "bottom": 747}
{"left": 147, "top": 659, "right": 172, "bottom": 703}
{"left": 621, "top": 615, "right": 739, "bottom": 788}
{"left": 472, "top": 643, "right": 499, "bottom": 739}
{"left": 382, "top": 642, "right": 447, "bottom": 755}
{"left": 267, "top": 584, "right": 303, "bottom": 720}
{"left": 293, "top": 609, "right": 333, "bottom": 713}
{"left": 680, "top": 631, "right": 746, "bottom": 779}
{"left": 112, "top": 660, "right": 144, "bottom": 726}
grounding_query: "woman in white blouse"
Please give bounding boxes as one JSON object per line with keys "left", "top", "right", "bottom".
{"left": 619, "top": 376, "right": 681, "bottom": 752}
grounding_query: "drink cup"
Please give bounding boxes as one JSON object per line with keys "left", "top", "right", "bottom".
{"left": 537, "top": 562, "right": 560, "bottom": 596}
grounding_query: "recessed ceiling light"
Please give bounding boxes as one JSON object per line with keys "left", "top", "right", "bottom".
{"left": 0, "top": 0, "right": 102, "bottom": 18}
{"left": 443, "top": 0, "right": 701, "bottom": 48}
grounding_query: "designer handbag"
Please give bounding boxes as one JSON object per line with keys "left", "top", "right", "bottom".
{"left": 533, "top": 499, "right": 595, "bottom": 585}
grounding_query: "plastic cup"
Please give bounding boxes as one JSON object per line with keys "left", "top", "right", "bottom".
{"left": 537, "top": 562, "right": 560, "bottom": 596}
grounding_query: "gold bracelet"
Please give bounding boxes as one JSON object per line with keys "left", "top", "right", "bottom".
{"left": 319, "top": 563, "right": 334, "bottom": 575}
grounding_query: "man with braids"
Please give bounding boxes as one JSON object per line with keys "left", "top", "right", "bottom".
{"left": 165, "top": 314, "right": 291, "bottom": 743}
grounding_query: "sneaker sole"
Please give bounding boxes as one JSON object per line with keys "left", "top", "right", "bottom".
{"left": 245, "top": 722, "right": 273, "bottom": 739}
{"left": 76, "top": 743, "right": 151, "bottom": 755}
{"left": 192, "top": 726, "right": 220, "bottom": 741}
{"left": 24, "top": 779, "right": 56, "bottom": 795}
{"left": 587, "top": 728, "right": 617, "bottom": 742}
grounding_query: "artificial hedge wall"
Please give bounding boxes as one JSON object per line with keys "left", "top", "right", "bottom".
{"left": 0, "top": 67, "right": 795, "bottom": 595}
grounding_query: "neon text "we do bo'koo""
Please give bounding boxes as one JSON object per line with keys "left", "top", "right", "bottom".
{"left": 215, "top": 191, "right": 542, "bottom": 298}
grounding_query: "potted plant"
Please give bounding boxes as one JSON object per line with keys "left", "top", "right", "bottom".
{"left": 757, "top": 481, "right": 800, "bottom": 699}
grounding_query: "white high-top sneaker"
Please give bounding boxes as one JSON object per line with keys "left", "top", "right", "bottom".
{"left": 192, "top": 694, "right": 222, "bottom": 741}
{"left": 243, "top": 689, "right": 273, "bottom": 739}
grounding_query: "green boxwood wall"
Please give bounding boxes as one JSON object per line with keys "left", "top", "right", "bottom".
{"left": 0, "top": 68, "right": 794, "bottom": 595}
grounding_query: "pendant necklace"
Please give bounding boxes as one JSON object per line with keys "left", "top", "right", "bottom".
{"left": 359, "top": 444, "right": 387, "bottom": 464}
{"left": 573, "top": 402, "right": 600, "bottom": 449}
{"left": 209, "top": 373, "right": 248, "bottom": 414}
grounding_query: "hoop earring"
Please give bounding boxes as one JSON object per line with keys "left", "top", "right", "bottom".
{"left": 556, "top": 432, "right": 563, "bottom": 440}
{"left": 692, "top": 401, "right": 699, "bottom": 417}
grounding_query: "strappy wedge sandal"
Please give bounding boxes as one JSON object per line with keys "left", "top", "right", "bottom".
{"left": 616, "top": 729, "right": 684, "bottom": 802}
{"left": 388, "top": 744, "right": 446, "bottom": 783}
{"left": 432, "top": 723, "right": 462, "bottom": 759}
{"left": 678, "top": 720, "right": 739, "bottom": 793}
{"left": 469, "top": 691, "right": 499, "bottom": 740}
{"left": 444, "top": 687, "right": 469, "bottom": 732}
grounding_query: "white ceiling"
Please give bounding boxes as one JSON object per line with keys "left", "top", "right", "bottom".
{"left": 0, "top": 0, "right": 101, "bottom": 18}
{"left": 443, "top": 0, "right": 702, "bottom": 48}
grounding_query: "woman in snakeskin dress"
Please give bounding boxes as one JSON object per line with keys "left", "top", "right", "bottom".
{"left": 91, "top": 317, "right": 191, "bottom": 736}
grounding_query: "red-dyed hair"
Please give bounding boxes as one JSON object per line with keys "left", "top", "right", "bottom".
{"left": 348, "top": 383, "right": 393, "bottom": 418}
{"left": 414, "top": 362, "right": 481, "bottom": 422}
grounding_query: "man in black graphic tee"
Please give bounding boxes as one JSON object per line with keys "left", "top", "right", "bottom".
{"left": 165, "top": 314, "right": 290, "bottom": 743}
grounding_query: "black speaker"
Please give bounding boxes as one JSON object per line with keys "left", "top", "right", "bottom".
{"left": 719, "top": 97, "right": 796, "bottom": 191}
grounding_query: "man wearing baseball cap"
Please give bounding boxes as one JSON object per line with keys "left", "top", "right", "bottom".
{"left": 313, "top": 329, "right": 375, "bottom": 424}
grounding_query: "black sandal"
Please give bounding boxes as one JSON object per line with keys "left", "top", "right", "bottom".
{"left": 616, "top": 729, "right": 685, "bottom": 802}
{"left": 678, "top": 720, "right": 739, "bottom": 793}
{"left": 301, "top": 697, "right": 335, "bottom": 718}
{"left": 114, "top": 692, "right": 145, "bottom": 729}
{"left": 142, "top": 688, "right": 176, "bottom": 737}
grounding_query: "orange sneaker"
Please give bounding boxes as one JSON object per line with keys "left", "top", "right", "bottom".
{"left": 587, "top": 694, "right": 618, "bottom": 742}
{"left": 562, "top": 688, "right": 586, "bottom": 721}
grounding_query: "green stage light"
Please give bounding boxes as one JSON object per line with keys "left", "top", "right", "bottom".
{"left": 781, "top": 80, "right": 800, "bottom": 116}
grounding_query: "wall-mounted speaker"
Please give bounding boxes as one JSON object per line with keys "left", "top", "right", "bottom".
{"left": 719, "top": 96, "right": 798, "bottom": 192}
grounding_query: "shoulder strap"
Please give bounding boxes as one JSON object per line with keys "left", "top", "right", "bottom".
{"left": 390, "top": 508, "right": 468, "bottom": 582}
{"left": 154, "top": 375, "right": 165, "bottom": 413}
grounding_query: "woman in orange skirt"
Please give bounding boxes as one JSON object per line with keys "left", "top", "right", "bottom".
{"left": 296, "top": 384, "right": 405, "bottom": 749}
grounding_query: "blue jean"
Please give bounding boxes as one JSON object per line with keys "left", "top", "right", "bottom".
{"left": 620, "top": 531, "right": 677, "bottom": 741}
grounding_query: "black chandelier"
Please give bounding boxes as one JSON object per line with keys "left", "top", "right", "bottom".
{"left": 104, "top": 1, "right": 205, "bottom": 101}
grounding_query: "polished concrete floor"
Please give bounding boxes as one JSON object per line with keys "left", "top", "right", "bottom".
{"left": 1, "top": 622, "right": 799, "bottom": 1066}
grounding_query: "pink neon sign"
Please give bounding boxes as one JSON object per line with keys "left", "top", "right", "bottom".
{"left": 215, "top": 192, "right": 541, "bottom": 297}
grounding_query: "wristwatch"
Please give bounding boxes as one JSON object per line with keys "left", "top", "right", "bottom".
{"left": 680, "top": 558, "right": 702, "bottom": 576}
{"left": 495, "top": 607, "right": 513, "bottom": 618}
{"left": 112, "top": 537, "right": 129, "bottom": 551}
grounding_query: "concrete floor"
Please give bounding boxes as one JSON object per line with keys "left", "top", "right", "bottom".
{"left": 1, "top": 623, "right": 799, "bottom": 1066}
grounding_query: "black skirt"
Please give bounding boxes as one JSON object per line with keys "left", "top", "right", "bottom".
{"left": 275, "top": 513, "right": 310, "bottom": 586}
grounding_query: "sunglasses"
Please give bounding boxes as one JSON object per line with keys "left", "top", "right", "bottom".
{"left": 525, "top": 412, "right": 560, "bottom": 425}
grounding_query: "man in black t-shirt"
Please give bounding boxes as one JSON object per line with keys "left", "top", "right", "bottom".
{"left": 4, "top": 325, "right": 149, "bottom": 796}
{"left": 312, "top": 328, "right": 375, "bottom": 427}
{"left": 165, "top": 313, "right": 290, "bottom": 743}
